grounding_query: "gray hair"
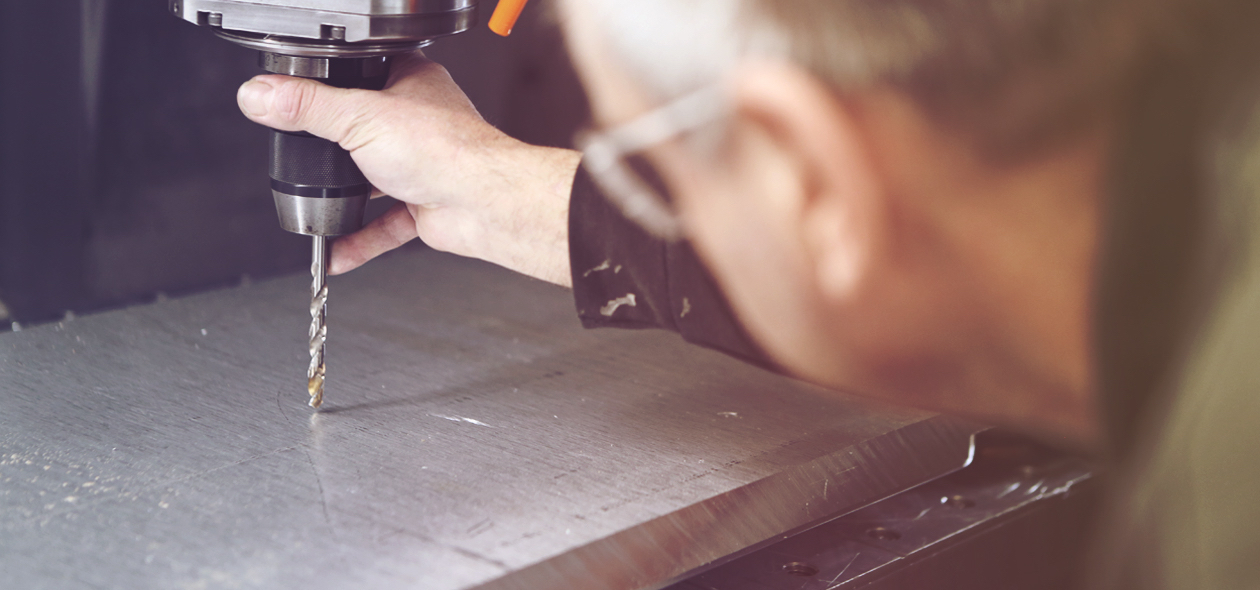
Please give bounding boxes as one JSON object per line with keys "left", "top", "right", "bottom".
{"left": 584, "top": 0, "right": 1183, "bottom": 160}
{"left": 584, "top": 0, "right": 774, "bottom": 100}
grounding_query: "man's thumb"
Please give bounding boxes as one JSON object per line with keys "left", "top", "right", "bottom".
{"left": 237, "top": 75, "right": 365, "bottom": 145}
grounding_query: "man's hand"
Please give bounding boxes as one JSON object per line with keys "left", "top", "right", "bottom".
{"left": 236, "top": 52, "right": 580, "bottom": 287}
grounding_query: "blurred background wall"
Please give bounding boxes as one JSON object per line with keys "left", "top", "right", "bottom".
{"left": 0, "top": 0, "right": 588, "bottom": 327}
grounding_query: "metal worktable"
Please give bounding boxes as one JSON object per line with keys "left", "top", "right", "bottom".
{"left": 0, "top": 247, "right": 976, "bottom": 589}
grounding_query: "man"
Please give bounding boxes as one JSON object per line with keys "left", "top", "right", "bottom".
{"left": 235, "top": 0, "right": 1260, "bottom": 586}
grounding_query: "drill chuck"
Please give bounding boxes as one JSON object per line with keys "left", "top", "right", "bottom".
{"left": 262, "top": 53, "right": 390, "bottom": 237}
{"left": 270, "top": 130, "right": 370, "bottom": 236}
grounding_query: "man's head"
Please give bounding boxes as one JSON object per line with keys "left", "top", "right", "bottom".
{"left": 557, "top": 0, "right": 1182, "bottom": 448}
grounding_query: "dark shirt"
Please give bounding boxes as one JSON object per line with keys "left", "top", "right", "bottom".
{"left": 566, "top": 165, "right": 773, "bottom": 371}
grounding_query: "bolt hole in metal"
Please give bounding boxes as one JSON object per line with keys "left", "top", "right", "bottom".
{"left": 320, "top": 24, "right": 347, "bottom": 40}
{"left": 942, "top": 494, "right": 975, "bottom": 509}
{"left": 782, "top": 562, "right": 820, "bottom": 577}
{"left": 195, "top": 11, "right": 223, "bottom": 26}
{"left": 867, "top": 526, "right": 902, "bottom": 541}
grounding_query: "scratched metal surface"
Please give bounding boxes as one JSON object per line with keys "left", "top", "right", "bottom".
{"left": 0, "top": 247, "right": 977, "bottom": 590}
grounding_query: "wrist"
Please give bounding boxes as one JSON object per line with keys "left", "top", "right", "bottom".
{"left": 465, "top": 140, "right": 581, "bottom": 287}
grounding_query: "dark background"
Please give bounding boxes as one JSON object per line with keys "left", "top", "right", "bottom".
{"left": 0, "top": 0, "right": 588, "bottom": 328}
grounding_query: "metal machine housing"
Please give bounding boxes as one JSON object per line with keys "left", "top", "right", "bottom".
{"left": 170, "top": 0, "right": 478, "bottom": 45}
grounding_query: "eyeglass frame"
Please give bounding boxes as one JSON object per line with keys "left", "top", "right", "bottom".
{"left": 574, "top": 85, "right": 730, "bottom": 242}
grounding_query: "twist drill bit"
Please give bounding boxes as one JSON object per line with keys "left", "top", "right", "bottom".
{"left": 308, "top": 236, "right": 328, "bottom": 408}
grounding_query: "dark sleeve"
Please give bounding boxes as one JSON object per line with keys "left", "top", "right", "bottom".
{"left": 567, "top": 164, "right": 776, "bottom": 370}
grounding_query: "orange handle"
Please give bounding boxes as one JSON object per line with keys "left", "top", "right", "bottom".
{"left": 488, "top": 0, "right": 530, "bottom": 36}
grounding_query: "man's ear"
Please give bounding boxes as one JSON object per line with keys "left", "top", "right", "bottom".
{"left": 728, "top": 61, "right": 886, "bottom": 302}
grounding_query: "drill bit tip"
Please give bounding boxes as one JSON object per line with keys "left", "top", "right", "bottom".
{"left": 308, "top": 371, "right": 325, "bottom": 408}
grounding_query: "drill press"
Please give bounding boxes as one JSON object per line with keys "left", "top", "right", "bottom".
{"left": 171, "top": 0, "right": 494, "bottom": 408}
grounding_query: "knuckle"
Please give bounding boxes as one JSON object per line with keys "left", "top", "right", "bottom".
{"left": 336, "top": 99, "right": 379, "bottom": 150}
{"left": 272, "top": 79, "right": 318, "bottom": 126}
{"left": 386, "top": 206, "right": 418, "bottom": 243}
{"left": 344, "top": 241, "right": 368, "bottom": 266}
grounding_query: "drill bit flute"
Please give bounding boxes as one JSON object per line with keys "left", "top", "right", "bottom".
{"left": 308, "top": 236, "right": 328, "bottom": 408}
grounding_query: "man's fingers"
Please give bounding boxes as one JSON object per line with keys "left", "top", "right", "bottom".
{"left": 237, "top": 75, "right": 374, "bottom": 147}
{"left": 329, "top": 202, "right": 418, "bottom": 275}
